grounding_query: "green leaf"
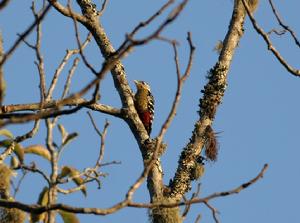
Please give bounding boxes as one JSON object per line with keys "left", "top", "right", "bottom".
{"left": 0, "top": 129, "right": 14, "bottom": 139}
{"left": 30, "top": 187, "right": 48, "bottom": 223}
{"left": 14, "top": 142, "right": 24, "bottom": 163}
{"left": 58, "top": 124, "right": 68, "bottom": 143}
{"left": 62, "top": 132, "right": 78, "bottom": 147}
{"left": 37, "top": 187, "right": 49, "bottom": 205}
{"left": 59, "top": 210, "right": 80, "bottom": 223}
{"left": 58, "top": 166, "right": 73, "bottom": 178}
{"left": 58, "top": 166, "right": 87, "bottom": 196}
{"left": 0, "top": 139, "right": 24, "bottom": 163}
{"left": 10, "top": 156, "right": 20, "bottom": 169}
{"left": 24, "top": 144, "right": 51, "bottom": 161}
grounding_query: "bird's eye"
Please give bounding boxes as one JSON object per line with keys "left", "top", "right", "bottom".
{"left": 141, "top": 81, "right": 146, "bottom": 85}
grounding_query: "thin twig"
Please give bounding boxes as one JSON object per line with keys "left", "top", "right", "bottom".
{"left": 267, "top": 28, "right": 286, "bottom": 36}
{"left": 0, "top": 1, "right": 188, "bottom": 127}
{"left": 0, "top": 32, "right": 4, "bottom": 106}
{"left": 99, "top": 160, "right": 121, "bottom": 167}
{"left": 87, "top": 112, "right": 110, "bottom": 166}
{"left": 19, "top": 163, "right": 50, "bottom": 184}
{"left": 182, "top": 183, "right": 201, "bottom": 219}
{"left": 0, "top": 164, "right": 268, "bottom": 215}
{"left": 45, "top": 117, "right": 57, "bottom": 223}
{"left": 241, "top": 0, "right": 300, "bottom": 77}
{"left": 46, "top": 33, "right": 92, "bottom": 100}
{"left": 32, "top": 2, "right": 47, "bottom": 103}
{"left": 15, "top": 120, "right": 40, "bottom": 143}
{"left": 47, "top": 0, "right": 86, "bottom": 23}
{"left": 1, "top": 99, "right": 121, "bottom": 118}
{"left": 0, "top": 141, "right": 14, "bottom": 163}
{"left": 204, "top": 201, "right": 220, "bottom": 223}
{"left": 1, "top": 0, "right": 189, "bottom": 125}
{"left": 268, "top": 0, "right": 300, "bottom": 48}
{"left": 116, "top": 0, "right": 189, "bottom": 56}
{"left": 0, "top": 4, "right": 51, "bottom": 67}
{"left": 61, "top": 57, "right": 80, "bottom": 99}
{"left": 98, "top": 0, "right": 109, "bottom": 16}
{"left": 57, "top": 185, "right": 86, "bottom": 195}
{"left": 131, "top": 0, "right": 175, "bottom": 36}
{"left": 0, "top": 105, "right": 85, "bottom": 127}
{"left": 152, "top": 31, "right": 195, "bottom": 168}
{"left": 68, "top": 0, "right": 98, "bottom": 76}
{"left": 51, "top": 57, "right": 80, "bottom": 126}
{"left": 0, "top": 0, "right": 10, "bottom": 10}
{"left": 12, "top": 170, "right": 28, "bottom": 198}
{"left": 194, "top": 214, "right": 201, "bottom": 223}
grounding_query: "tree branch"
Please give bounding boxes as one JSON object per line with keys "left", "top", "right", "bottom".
{"left": 268, "top": 0, "right": 300, "bottom": 48}
{"left": 0, "top": 99, "right": 121, "bottom": 118}
{"left": 0, "top": 164, "right": 268, "bottom": 214}
{"left": 170, "top": 0, "right": 249, "bottom": 200}
{"left": 47, "top": 0, "right": 86, "bottom": 24}
{"left": 0, "top": 4, "right": 51, "bottom": 67}
{"left": 0, "top": 0, "right": 10, "bottom": 10}
{"left": 242, "top": 0, "right": 300, "bottom": 77}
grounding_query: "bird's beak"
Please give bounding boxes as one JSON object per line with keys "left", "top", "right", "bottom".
{"left": 134, "top": 80, "right": 139, "bottom": 86}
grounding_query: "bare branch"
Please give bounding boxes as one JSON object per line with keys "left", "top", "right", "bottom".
{"left": 0, "top": 31, "right": 5, "bottom": 106}
{"left": 98, "top": 0, "right": 109, "bottom": 16}
{"left": 58, "top": 57, "right": 79, "bottom": 102}
{"left": 87, "top": 112, "right": 110, "bottom": 166}
{"left": 47, "top": 0, "right": 86, "bottom": 24}
{"left": 31, "top": 2, "right": 47, "bottom": 102}
{"left": 45, "top": 118, "right": 57, "bottom": 223}
{"left": 170, "top": 0, "right": 249, "bottom": 200}
{"left": 204, "top": 201, "right": 220, "bottom": 223}
{"left": 152, "top": 31, "right": 195, "bottom": 159}
{"left": 68, "top": 1, "right": 99, "bottom": 76}
{"left": 268, "top": 0, "right": 300, "bottom": 48}
{"left": 116, "top": 0, "right": 189, "bottom": 56}
{"left": 46, "top": 34, "right": 92, "bottom": 100}
{"left": 0, "top": 99, "right": 121, "bottom": 118}
{"left": 267, "top": 28, "right": 286, "bottom": 36}
{"left": 12, "top": 170, "right": 28, "bottom": 198}
{"left": 0, "top": 105, "right": 86, "bottom": 128}
{"left": 19, "top": 164, "right": 50, "bottom": 184}
{"left": 0, "top": 0, "right": 10, "bottom": 10}
{"left": 194, "top": 214, "right": 201, "bottom": 223}
{"left": 57, "top": 184, "right": 86, "bottom": 195}
{"left": 130, "top": 0, "right": 175, "bottom": 37}
{"left": 0, "top": 4, "right": 51, "bottom": 67}
{"left": 15, "top": 120, "right": 40, "bottom": 143}
{"left": 0, "top": 164, "right": 268, "bottom": 214}
{"left": 241, "top": 0, "right": 300, "bottom": 77}
{"left": 0, "top": 141, "right": 14, "bottom": 163}
{"left": 182, "top": 183, "right": 201, "bottom": 219}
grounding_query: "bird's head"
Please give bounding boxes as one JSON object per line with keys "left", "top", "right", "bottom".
{"left": 134, "top": 80, "right": 151, "bottom": 91}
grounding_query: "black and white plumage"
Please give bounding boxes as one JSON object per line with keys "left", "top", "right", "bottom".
{"left": 133, "top": 80, "right": 155, "bottom": 135}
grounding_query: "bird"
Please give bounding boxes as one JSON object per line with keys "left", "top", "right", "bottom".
{"left": 133, "top": 80, "right": 155, "bottom": 135}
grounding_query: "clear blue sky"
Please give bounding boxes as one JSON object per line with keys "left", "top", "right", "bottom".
{"left": 1, "top": 0, "right": 300, "bottom": 222}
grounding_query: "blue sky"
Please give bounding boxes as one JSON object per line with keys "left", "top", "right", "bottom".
{"left": 1, "top": 0, "right": 300, "bottom": 222}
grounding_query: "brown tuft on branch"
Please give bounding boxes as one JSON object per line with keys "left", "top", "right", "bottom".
{"left": 204, "top": 125, "right": 219, "bottom": 162}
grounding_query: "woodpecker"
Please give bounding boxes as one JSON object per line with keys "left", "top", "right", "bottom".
{"left": 134, "top": 80, "right": 154, "bottom": 135}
